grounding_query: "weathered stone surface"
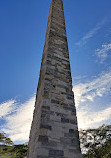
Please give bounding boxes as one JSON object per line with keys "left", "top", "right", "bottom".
{"left": 27, "top": 0, "right": 82, "bottom": 158}
{"left": 38, "top": 136, "right": 48, "bottom": 143}
{"left": 40, "top": 124, "right": 52, "bottom": 131}
{"left": 49, "top": 149, "right": 64, "bottom": 157}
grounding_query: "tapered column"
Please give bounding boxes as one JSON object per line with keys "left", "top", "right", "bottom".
{"left": 27, "top": 0, "right": 82, "bottom": 157}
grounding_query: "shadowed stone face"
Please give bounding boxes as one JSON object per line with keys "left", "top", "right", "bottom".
{"left": 27, "top": 0, "right": 82, "bottom": 157}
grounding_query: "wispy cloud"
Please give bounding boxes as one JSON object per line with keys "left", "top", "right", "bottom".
{"left": 73, "top": 70, "right": 111, "bottom": 107}
{"left": 0, "top": 100, "right": 16, "bottom": 118}
{"left": 78, "top": 105, "right": 111, "bottom": 129}
{"left": 76, "top": 18, "right": 107, "bottom": 46}
{"left": 73, "top": 70, "right": 111, "bottom": 129}
{"left": 0, "top": 96, "right": 35, "bottom": 143}
{"left": 96, "top": 42, "right": 111, "bottom": 63}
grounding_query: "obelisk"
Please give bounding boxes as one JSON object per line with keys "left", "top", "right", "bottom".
{"left": 27, "top": 0, "right": 82, "bottom": 157}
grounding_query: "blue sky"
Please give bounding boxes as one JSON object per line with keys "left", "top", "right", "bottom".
{"left": 0, "top": 0, "right": 111, "bottom": 144}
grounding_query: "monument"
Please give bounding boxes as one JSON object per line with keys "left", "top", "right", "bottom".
{"left": 27, "top": 0, "right": 82, "bottom": 157}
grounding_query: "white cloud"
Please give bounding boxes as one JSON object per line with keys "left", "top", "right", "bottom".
{"left": 76, "top": 18, "right": 107, "bottom": 46}
{"left": 78, "top": 105, "right": 111, "bottom": 129}
{"left": 1, "top": 96, "right": 35, "bottom": 142}
{"left": 73, "top": 70, "right": 111, "bottom": 107}
{"left": 0, "top": 100, "right": 16, "bottom": 118}
{"left": 96, "top": 42, "right": 111, "bottom": 63}
{"left": 73, "top": 70, "right": 111, "bottom": 129}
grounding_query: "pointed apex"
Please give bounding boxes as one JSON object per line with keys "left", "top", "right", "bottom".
{"left": 51, "top": 0, "right": 63, "bottom": 5}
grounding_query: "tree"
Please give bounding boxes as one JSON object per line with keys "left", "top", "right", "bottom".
{"left": 80, "top": 125, "right": 111, "bottom": 158}
{"left": 0, "top": 132, "right": 13, "bottom": 145}
{"left": 10, "top": 144, "right": 28, "bottom": 158}
{"left": 0, "top": 132, "right": 28, "bottom": 157}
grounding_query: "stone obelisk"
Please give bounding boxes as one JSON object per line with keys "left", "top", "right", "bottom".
{"left": 27, "top": 0, "right": 82, "bottom": 157}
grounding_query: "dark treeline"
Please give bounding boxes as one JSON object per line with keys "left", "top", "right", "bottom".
{"left": 0, "top": 133, "right": 28, "bottom": 158}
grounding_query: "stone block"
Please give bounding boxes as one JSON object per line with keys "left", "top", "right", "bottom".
{"left": 40, "top": 124, "right": 52, "bottom": 131}
{"left": 49, "top": 149, "right": 64, "bottom": 157}
{"left": 38, "top": 135, "right": 48, "bottom": 143}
